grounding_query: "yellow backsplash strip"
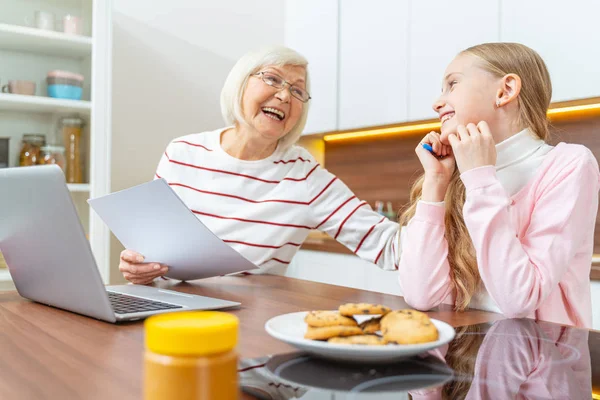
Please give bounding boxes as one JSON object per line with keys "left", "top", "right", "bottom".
{"left": 323, "top": 97, "right": 600, "bottom": 143}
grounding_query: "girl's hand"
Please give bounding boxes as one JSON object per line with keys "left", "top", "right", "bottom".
{"left": 447, "top": 121, "right": 497, "bottom": 173}
{"left": 415, "top": 131, "right": 456, "bottom": 202}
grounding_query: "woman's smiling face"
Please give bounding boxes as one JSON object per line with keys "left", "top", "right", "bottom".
{"left": 241, "top": 64, "right": 307, "bottom": 142}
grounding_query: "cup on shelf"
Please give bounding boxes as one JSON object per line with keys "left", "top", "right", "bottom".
{"left": 46, "top": 70, "right": 84, "bottom": 100}
{"left": 25, "top": 11, "right": 56, "bottom": 31}
{"left": 2, "top": 80, "right": 36, "bottom": 95}
{"left": 62, "top": 15, "right": 83, "bottom": 35}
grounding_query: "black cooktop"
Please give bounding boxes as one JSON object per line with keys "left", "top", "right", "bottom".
{"left": 239, "top": 319, "right": 599, "bottom": 399}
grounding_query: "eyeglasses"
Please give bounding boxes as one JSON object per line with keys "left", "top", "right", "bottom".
{"left": 253, "top": 71, "right": 311, "bottom": 103}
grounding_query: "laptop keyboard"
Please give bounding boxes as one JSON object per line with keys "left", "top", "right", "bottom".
{"left": 107, "top": 291, "right": 183, "bottom": 315}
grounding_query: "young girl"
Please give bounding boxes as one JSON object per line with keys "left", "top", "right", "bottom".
{"left": 398, "top": 42, "right": 600, "bottom": 328}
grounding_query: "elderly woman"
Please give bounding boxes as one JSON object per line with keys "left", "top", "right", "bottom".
{"left": 119, "top": 46, "right": 400, "bottom": 284}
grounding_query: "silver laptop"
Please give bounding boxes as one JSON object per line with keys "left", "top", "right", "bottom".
{"left": 0, "top": 165, "right": 240, "bottom": 323}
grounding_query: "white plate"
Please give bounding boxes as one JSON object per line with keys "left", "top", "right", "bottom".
{"left": 265, "top": 311, "right": 456, "bottom": 363}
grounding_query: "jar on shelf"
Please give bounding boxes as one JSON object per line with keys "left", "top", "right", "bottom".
{"left": 19, "top": 134, "right": 46, "bottom": 166}
{"left": 60, "top": 117, "right": 84, "bottom": 183}
{"left": 38, "top": 145, "right": 66, "bottom": 171}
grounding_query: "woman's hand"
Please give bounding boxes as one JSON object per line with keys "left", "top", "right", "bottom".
{"left": 119, "top": 250, "right": 169, "bottom": 285}
{"left": 415, "top": 131, "right": 456, "bottom": 202}
{"left": 447, "top": 122, "right": 497, "bottom": 173}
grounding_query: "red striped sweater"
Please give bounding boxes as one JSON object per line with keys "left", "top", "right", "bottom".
{"left": 155, "top": 128, "right": 400, "bottom": 271}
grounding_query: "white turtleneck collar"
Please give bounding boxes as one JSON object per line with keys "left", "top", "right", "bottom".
{"left": 495, "top": 128, "right": 546, "bottom": 170}
{"left": 493, "top": 128, "right": 554, "bottom": 198}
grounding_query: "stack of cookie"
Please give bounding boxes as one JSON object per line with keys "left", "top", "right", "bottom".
{"left": 304, "top": 303, "right": 391, "bottom": 345}
{"left": 303, "top": 303, "right": 439, "bottom": 345}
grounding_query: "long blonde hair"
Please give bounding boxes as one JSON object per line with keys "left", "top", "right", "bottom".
{"left": 442, "top": 325, "right": 484, "bottom": 399}
{"left": 399, "top": 43, "right": 552, "bottom": 311}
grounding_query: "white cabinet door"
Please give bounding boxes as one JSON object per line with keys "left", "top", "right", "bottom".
{"left": 501, "top": 0, "right": 600, "bottom": 102}
{"left": 273, "top": 250, "right": 402, "bottom": 296}
{"left": 338, "top": 0, "right": 409, "bottom": 130}
{"left": 408, "top": 0, "right": 500, "bottom": 121}
{"left": 285, "top": 0, "right": 339, "bottom": 135}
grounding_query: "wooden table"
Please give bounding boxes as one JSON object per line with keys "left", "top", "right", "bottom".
{"left": 0, "top": 275, "right": 505, "bottom": 399}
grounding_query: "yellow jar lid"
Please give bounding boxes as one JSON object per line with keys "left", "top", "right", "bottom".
{"left": 145, "top": 311, "right": 239, "bottom": 356}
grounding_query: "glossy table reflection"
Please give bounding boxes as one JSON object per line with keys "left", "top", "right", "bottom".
{"left": 240, "top": 319, "right": 598, "bottom": 399}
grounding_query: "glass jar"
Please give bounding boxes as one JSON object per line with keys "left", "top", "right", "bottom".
{"left": 60, "top": 117, "right": 84, "bottom": 183}
{"left": 19, "top": 134, "right": 46, "bottom": 166}
{"left": 38, "top": 145, "right": 66, "bottom": 171}
{"left": 144, "top": 311, "right": 239, "bottom": 400}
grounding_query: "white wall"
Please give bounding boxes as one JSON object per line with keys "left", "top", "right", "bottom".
{"left": 110, "top": 0, "right": 285, "bottom": 283}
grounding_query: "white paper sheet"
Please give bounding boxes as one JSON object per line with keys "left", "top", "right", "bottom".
{"left": 88, "top": 179, "right": 258, "bottom": 281}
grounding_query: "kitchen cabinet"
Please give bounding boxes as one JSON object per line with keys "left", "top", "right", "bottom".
{"left": 285, "top": 0, "right": 600, "bottom": 134}
{"left": 285, "top": 0, "right": 339, "bottom": 135}
{"left": 270, "top": 250, "right": 403, "bottom": 296}
{"left": 338, "top": 0, "right": 410, "bottom": 130}
{"left": 501, "top": 0, "right": 600, "bottom": 102}
{"left": 408, "top": 0, "right": 500, "bottom": 121}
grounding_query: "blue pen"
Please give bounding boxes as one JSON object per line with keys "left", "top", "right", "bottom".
{"left": 422, "top": 143, "right": 435, "bottom": 154}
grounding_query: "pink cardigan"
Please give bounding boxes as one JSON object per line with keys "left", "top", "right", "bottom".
{"left": 399, "top": 143, "right": 600, "bottom": 328}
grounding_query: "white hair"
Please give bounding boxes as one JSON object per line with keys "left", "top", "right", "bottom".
{"left": 220, "top": 46, "right": 310, "bottom": 150}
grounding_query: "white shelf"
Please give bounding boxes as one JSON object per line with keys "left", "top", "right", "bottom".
{"left": 0, "top": 1, "right": 112, "bottom": 284}
{"left": 68, "top": 184, "right": 90, "bottom": 192}
{"left": 0, "top": 93, "right": 91, "bottom": 114}
{"left": 0, "top": 269, "right": 12, "bottom": 283}
{"left": 0, "top": 23, "right": 92, "bottom": 58}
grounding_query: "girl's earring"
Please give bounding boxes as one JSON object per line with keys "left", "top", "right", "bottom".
{"left": 496, "top": 99, "right": 501, "bottom": 108}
